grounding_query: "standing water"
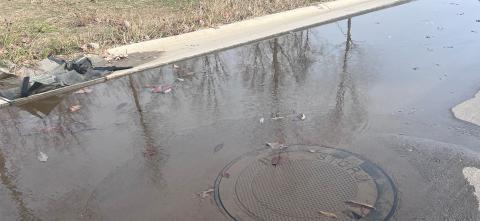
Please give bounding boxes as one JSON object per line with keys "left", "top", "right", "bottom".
{"left": 1, "top": 0, "right": 480, "bottom": 220}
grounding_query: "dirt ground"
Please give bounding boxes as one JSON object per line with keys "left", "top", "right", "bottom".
{"left": 0, "top": 0, "right": 330, "bottom": 67}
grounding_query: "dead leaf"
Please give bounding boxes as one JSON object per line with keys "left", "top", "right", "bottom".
{"left": 39, "top": 126, "right": 61, "bottom": 133}
{"left": 298, "top": 113, "right": 306, "bottom": 120}
{"left": 74, "top": 88, "right": 93, "bottom": 94}
{"left": 259, "top": 117, "right": 265, "bottom": 124}
{"left": 222, "top": 172, "right": 230, "bottom": 178}
{"left": 318, "top": 211, "right": 337, "bottom": 219}
{"left": 271, "top": 155, "right": 281, "bottom": 166}
{"left": 143, "top": 148, "right": 157, "bottom": 157}
{"left": 69, "top": 105, "right": 82, "bottom": 112}
{"left": 199, "top": 188, "right": 214, "bottom": 198}
{"left": 345, "top": 200, "right": 376, "bottom": 210}
{"left": 214, "top": 143, "right": 224, "bottom": 153}
{"left": 37, "top": 151, "right": 48, "bottom": 162}
{"left": 151, "top": 85, "right": 173, "bottom": 94}
{"left": 266, "top": 142, "right": 288, "bottom": 150}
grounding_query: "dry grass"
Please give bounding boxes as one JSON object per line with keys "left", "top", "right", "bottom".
{"left": 0, "top": 0, "right": 330, "bottom": 66}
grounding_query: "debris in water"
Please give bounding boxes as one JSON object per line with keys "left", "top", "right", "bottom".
{"left": 298, "top": 113, "right": 306, "bottom": 121}
{"left": 143, "top": 148, "right": 157, "bottom": 157}
{"left": 271, "top": 155, "right": 281, "bottom": 166}
{"left": 173, "top": 64, "right": 180, "bottom": 69}
{"left": 222, "top": 172, "right": 230, "bottom": 178}
{"left": 69, "top": 105, "right": 82, "bottom": 112}
{"left": 266, "top": 142, "right": 288, "bottom": 151}
{"left": 443, "top": 46, "right": 454, "bottom": 49}
{"left": 271, "top": 113, "right": 285, "bottom": 120}
{"left": 74, "top": 88, "right": 93, "bottom": 94}
{"left": 477, "top": 20, "right": 480, "bottom": 23}
{"left": 259, "top": 117, "right": 265, "bottom": 124}
{"left": 39, "top": 126, "right": 61, "bottom": 133}
{"left": 344, "top": 210, "right": 363, "bottom": 219}
{"left": 151, "top": 85, "right": 173, "bottom": 94}
{"left": 116, "top": 102, "right": 128, "bottom": 110}
{"left": 176, "top": 78, "right": 185, "bottom": 82}
{"left": 345, "top": 200, "right": 376, "bottom": 210}
{"left": 200, "top": 188, "right": 214, "bottom": 198}
{"left": 412, "top": 67, "right": 419, "bottom": 71}
{"left": 318, "top": 211, "right": 337, "bottom": 219}
{"left": 214, "top": 143, "right": 224, "bottom": 153}
{"left": 38, "top": 152, "right": 48, "bottom": 162}
{"left": 425, "top": 35, "right": 432, "bottom": 39}
{"left": 308, "top": 149, "right": 316, "bottom": 153}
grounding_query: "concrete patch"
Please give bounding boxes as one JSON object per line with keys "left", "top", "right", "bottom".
{"left": 452, "top": 92, "right": 480, "bottom": 126}
{"left": 463, "top": 167, "right": 480, "bottom": 211}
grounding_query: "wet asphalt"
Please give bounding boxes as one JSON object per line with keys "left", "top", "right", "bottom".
{"left": 1, "top": 0, "right": 480, "bottom": 220}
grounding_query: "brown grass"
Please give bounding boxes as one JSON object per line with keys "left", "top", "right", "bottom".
{"left": 0, "top": 0, "right": 330, "bottom": 66}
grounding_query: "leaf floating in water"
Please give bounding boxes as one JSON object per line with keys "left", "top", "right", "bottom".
{"left": 259, "top": 117, "right": 265, "bottom": 124}
{"left": 271, "top": 155, "right": 281, "bottom": 166}
{"left": 266, "top": 142, "right": 288, "bottom": 150}
{"left": 345, "top": 200, "right": 376, "bottom": 210}
{"left": 214, "top": 143, "right": 224, "bottom": 153}
{"left": 116, "top": 102, "right": 128, "bottom": 110}
{"left": 222, "top": 172, "right": 230, "bottom": 178}
{"left": 74, "top": 88, "right": 93, "bottom": 94}
{"left": 143, "top": 148, "right": 157, "bottom": 157}
{"left": 318, "top": 211, "right": 337, "bottom": 219}
{"left": 298, "top": 113, "right": 306, "bottom": 121}
{"left": 151, "top": 85, "right": 173, "bottom": 94}
{"left": 39, "top": 126, "right": 61, "bottom": 133}
{"left": 69, "top": 105, "right": 82, "bottom": 112}
{"left": 37, "top": 152, "right": 48, "bottom": 162}
{"left": 200, "top": 188, "right": 214, "bottom": 198}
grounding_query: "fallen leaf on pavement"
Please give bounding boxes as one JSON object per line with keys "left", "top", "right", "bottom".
{"left": 69, "top": 105, "right": 82, "bottom": 112}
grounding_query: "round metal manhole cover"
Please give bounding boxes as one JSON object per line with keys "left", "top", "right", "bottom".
{"left": 214, "top": 145, "right": 397, "bottom": 221}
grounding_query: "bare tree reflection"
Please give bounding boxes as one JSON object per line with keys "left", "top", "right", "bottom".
{"left": 323, "top": 18, "right": 368, "bottom": 146}
{"left": 128, "top": 75, "right": 164, "bottom": 184}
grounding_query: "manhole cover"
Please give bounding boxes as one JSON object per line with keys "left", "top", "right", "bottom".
{"left": 214, "top": 145, "right": 397, "bottom": 221}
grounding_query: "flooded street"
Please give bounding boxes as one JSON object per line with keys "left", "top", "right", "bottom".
{"left": 1, "top": 0, "right": 480, "bottom": 220}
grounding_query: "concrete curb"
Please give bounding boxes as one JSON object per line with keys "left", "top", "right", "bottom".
{"left": 0, "top": 0, "right": 411, "bottom": 109}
